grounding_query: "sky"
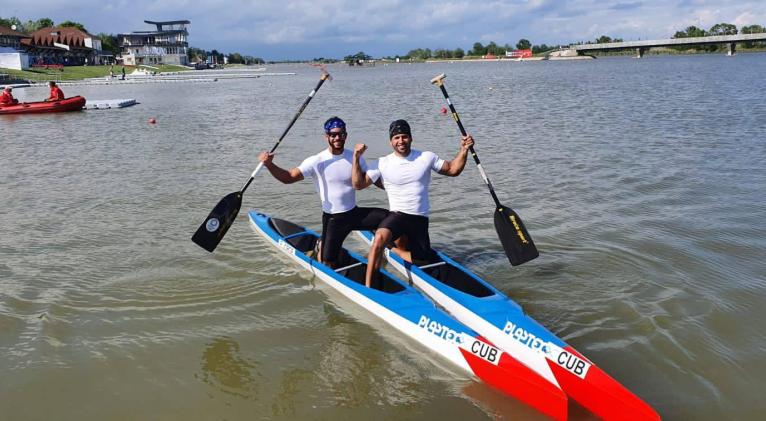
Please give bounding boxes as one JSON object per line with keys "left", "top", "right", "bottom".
{"left": 1, "top": 0, "right": 765, "bottom": 60}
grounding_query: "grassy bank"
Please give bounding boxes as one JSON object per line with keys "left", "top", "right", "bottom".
{"left": 0, "top": 64, "right": 190, "bottom": 82}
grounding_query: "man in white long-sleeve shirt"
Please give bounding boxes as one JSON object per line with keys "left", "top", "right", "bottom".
{"left": 352, "top": 119, "right": 474, "bottom": 288}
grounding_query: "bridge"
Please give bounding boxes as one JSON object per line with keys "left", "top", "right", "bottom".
{"left": 569, "top": 33, "right": 766, "bottom": 58}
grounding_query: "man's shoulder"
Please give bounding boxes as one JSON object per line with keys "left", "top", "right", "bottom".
{"left": 412, "top": 149, "right": 437, "bottom": 160}
{"left": 299, "top": 150, "right": 325, "bottom": 166}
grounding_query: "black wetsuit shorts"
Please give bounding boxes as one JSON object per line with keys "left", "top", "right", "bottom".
{"left": 321, "top": 206, "right": 388, "bottom": 263}
{"left": 378, "top": 211, "right": 434, "bottom": 262}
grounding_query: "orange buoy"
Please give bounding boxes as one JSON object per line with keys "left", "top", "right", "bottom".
{"left": 148, "top": 117, "right": 157, "bottom": 124}
{"left": 440, "top": 107, "right": 447, "bottom": 114}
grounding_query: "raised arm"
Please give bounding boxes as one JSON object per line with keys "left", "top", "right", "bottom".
{"left": 352, "top": 143, "right": 378, "bottom": 189}
{"left": 439, "top": 134, "right": 474, "bottom": 177}
{"left": 258, "top": 151, "right": 304, "bottom": 184}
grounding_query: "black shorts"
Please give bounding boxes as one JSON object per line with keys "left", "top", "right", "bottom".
{"left": 378, "top": 211, "right": 434, "bottom": 262}
{"left": 321, "top": 207, "right": 389, "bottom": 262}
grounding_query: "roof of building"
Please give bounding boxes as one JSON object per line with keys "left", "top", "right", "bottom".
{"left": 0, "top": 25, "right": 30, "bottom": 38}
{"left": 22, "top": 26, "right": 94, "bottom": 49}
{"left": 145, "top": 20, "right": 191, "bottom": 25}
{"left": 119, "top": 30, "right": 187, "bottom": 36}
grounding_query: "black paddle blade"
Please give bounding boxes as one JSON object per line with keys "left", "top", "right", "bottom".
{"left": 191, "top": 191, "right": 242, "bottom": 252}
{"left": 494, "top": 206, "right": 539, "bottom": 266}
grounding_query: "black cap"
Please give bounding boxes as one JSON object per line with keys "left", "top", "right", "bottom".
{"left": 389, "top": 119, "right": 411, "bottom": 139}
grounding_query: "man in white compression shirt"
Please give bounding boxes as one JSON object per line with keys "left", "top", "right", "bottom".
{"left": 352, "top": 119, "right": 474, "bottom": 288}
{"left": 258, "top": 116, "right": 388, "bottom": 267}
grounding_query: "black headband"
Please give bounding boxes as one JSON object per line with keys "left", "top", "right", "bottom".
{"left": 389, "top": 119, "right": 411, "bottom": 138}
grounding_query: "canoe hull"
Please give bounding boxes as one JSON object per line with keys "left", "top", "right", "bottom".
{"left": 357, "top": 230, "right": 660, "bottom": 420}
{"left": 249, "top": 211, "right": 567, "bottom": 420}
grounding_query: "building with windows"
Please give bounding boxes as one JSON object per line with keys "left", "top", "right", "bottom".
{"left": 21, "top": 26, "right": 103, "bottom": 66}
{"left": 118, "top": 20, "right": 190, "bottom": 66}
{"left": 0, "top": 25, "right": 29, "bottom": 50}
{"left": 0, "top": 25, "right": 30, "bottom": 70}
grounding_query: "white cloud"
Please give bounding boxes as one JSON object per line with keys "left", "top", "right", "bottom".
{"left": 3, "top": 0, "right": 766, "bottom": 58}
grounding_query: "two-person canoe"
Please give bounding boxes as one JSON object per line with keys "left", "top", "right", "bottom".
{"left": 248, "top": 211, "right": 568, "bottom": 420}
{"left": 0, "top": 96, "right": 86, "bottom": 115}
{"left": 356, "top": 230, "right": 660, "bottom": 421}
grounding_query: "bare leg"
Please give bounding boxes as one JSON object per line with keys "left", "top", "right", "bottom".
{"left": 390, "top": 236, "right": 412, "bottom": 263}
{"left": 365, "top": 228, "right": 393, "bottom": 288}
{"left": 315, "top": 239, "right": 323, "bottom": 263}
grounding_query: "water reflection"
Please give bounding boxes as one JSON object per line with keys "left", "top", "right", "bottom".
{"left": 197, "top": 336, "right": 262, "bottom": 400}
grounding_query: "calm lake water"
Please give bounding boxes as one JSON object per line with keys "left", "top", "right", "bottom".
{"left": 2, "top": 56, "right": 765, "bottom": 420}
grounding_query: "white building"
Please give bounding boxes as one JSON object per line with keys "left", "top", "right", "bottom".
{"left": 119, "top": 20, "right": 190, "bottom": 66}
{"left": 0, "top": 25, "right": 30, "bottom": 70}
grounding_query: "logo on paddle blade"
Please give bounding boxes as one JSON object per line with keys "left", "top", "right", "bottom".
{"left": 205, "top": 218, "right": 220, "bottom": 232}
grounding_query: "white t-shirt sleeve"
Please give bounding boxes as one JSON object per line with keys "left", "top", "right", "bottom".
{"left": 428, "top": 152, "right": 445, "bottom": 173}
{"left": 366, "top": 158, "right": 381, "bottom": 182}
{"left": 296, "top": 154, "right": 318, "bottom": 178}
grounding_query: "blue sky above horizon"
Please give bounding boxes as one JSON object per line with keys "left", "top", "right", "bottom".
{"left": 1, "top": 0, "right": 764, "bottom": 60}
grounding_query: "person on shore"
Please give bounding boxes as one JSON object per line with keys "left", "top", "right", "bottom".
{"left": 257, "top": 116, "right": 389, "bottom": 268}
{"left": 45, "top": 81, "right": 65, "bottom": 101}
{"left": 352, "top": 119, "right": 474, "bottom": 288}
{"left": 121, "top": 67, "right": 126, "bottom": 80}
{"left": 0, "top": 86, "right": 19, "bottom": 105}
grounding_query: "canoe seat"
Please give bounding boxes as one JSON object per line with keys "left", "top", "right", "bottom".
{"left": 424, "top": 262, "right": 494, "bottom": 298}
{"left": 269, "top": 218, "right": 317, "bottom": 253}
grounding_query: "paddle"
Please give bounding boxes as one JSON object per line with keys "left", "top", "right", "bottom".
{"left": 191, "top": 71, "right": 331, "bottom": 252}
{"left": 430, "top": 73, "right": 538, "bottom": 266}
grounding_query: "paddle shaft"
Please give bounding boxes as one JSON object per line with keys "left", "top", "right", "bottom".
{"left": 433, "top": 83, "right": 502, "bottom": 208}
{"left": 240, "top": 72, "right": 330, "bottom": 193}
{"left": 191, "top": 72, "right": 330, "bottom": 252}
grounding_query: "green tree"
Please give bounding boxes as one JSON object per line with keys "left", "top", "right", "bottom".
{"left": 672, "top": 25, "right": 709, "bottom": 51}
{"left": 243, "top": 55, "right": 264, "bottom": 65}
{"left": 17, "top": 17, "right": 54, "bottom": 32}
{"left": 433, "top": 48, "right": 452, "bottom": 59}
{"left": 0, "top": 16, "right": 22, "bottom": 30}
{"left": 97, "top": 33, "right": 119, "bottom": 56}
{"left": 596, "top": 35, "right": 612, "bottom": 44}
{"left": 709, "top": 23, "right": 737, "bottom": 36}
{"left": 36, "top": 18, "right": 54, "bottom": 29}
{"left": 344, "top": 51, "right": 373, "bottom": 64}
{"left": 187, "top": 47, "right": 206, "bottom": 62}
{"left": 516, "top": 38, "right": 532, "bottom": 50}
{"left": 59, "top": 20, "right": 87, "bottom": 32}
{"left": 405, "top": 48, "right": 431, "bottom": 60}
{"left": 673, "top": 25, "right": 707, "bottom": 38}
{"left": 453, "top": 48, "right": 465, "bottom": 58}
{"left": 469, "top": 42, "right": 486, "bottom": 56}
{"left": 29, "top": 18, "right": 54, "bottom": 31}
{"left": 227, "top": 52, "right": 244, "bottom": 64}
{"left": 486, "top": 41, "right": 500, "bottom": 55}
{"left": 741, "top": 24, "right": 766, "bottom": 34}
{"left": 741, "top": 24, "right": 766, "bottom": 48}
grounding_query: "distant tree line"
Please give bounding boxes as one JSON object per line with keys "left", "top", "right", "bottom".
{"left": 343, "top": 51, "right": 372, "bottom": 65}
{"left": 186, "top": 48, "right": 264, "bottom": 65}
{"left": 672, "top": 23, "right": 766, "bottom": 50}
{"left": 384, "top": 21, "right": 765, "bottom": 61}
{"left": 385, "top": 39, "right": 564, "bottom": 61}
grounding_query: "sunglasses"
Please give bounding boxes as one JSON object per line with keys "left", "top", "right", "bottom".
{"left": 326, "top": 131, "right": 347, "bottom": 138}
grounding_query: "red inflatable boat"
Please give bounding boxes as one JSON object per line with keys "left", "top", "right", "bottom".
{"left": 0, "top": 96, "right": 86, "bottom": 115}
